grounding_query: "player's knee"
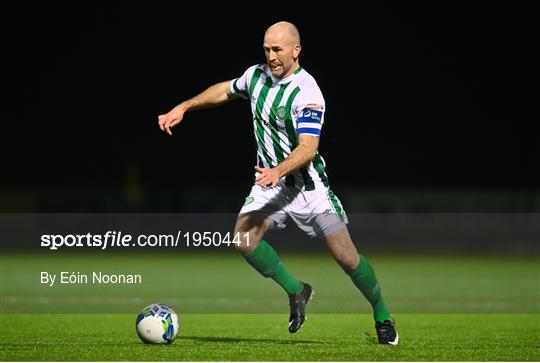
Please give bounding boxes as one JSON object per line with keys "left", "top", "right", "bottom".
{"left": 233, "top": 240, "right": 250, "bottom": 253}
{"left": 335, "top": 252, "right": 359, "bottom": 272}
{"left": 233, "top": 232, "right": 259, "bottom": 254}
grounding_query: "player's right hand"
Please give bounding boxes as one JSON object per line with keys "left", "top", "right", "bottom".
{"left": 158, "top": 106, "right": 185, "bottom": 136}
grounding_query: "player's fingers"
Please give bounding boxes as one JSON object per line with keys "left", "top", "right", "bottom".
{"left": 254, "top": 166, "right": 265, "bottom": 173}
{"left": 165, "top": 123, "right": 173, "bottom": 136}
{"left": 158, "top": 115, "right": 166, "bottom": 131}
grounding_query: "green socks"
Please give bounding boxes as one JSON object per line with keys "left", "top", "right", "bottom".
{"left": 348, "top": 255, "right": 391, "bottom": 323}
{"left": 243, "top": 240, "right": 303, "bottom": 295}
{"left": 243, "top": 243, "right": 390, "bottom": 322}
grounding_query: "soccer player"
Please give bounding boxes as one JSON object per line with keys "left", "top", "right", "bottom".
{"left": 158, "top": 21, "right": 399, "bottom": 345}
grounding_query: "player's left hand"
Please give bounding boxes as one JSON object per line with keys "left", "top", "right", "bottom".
{"left": 254, "top": 166, "right": 281, "bottom": 188}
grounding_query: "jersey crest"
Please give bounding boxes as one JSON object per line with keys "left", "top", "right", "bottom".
{"left": 276, "top": 106, "right": 287, "bottom": 120}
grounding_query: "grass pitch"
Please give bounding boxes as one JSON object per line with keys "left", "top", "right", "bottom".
{"left": 1, "top": 314, "right": 539, "bottom": 361}
{"left": 0, "top": 252, "right": 539, "bottom": 360}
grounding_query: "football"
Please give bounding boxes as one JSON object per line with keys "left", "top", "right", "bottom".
{"left": 135, "top": 303, "right": 180, "bottom": 344}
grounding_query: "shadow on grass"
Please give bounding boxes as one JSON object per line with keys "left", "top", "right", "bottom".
{"left": 180, "top": 335, "right": 326, "bottom": 344}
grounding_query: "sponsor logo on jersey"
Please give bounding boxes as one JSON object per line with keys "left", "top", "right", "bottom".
{"left": 244, "top": 196, "right": 254, "bottom": 206}
{"left": 275, "top": 119, "right": 286, "bottom": 130}
{"left": 258, "top": 117, "right": 285, "bottom": 131}
{"left": 300, "top": 108, "right": 322, "bottom": 122}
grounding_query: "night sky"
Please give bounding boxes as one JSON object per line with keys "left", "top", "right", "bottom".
{"left": 2, "top": 3, "right": 537, "bottom": 197}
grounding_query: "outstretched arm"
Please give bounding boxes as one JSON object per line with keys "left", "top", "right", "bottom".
{"left": 158, "top": 80, "right": 236, "bottom": 135}
{"left": 255, "top": 134, "right": 319, "bottom": 187}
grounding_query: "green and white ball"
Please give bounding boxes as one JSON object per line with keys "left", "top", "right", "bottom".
{"left": 136, "top": 303, "right": 180, "bottom": 344}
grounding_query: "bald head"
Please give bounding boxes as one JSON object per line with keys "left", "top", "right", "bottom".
{"left": 264, "top": 21, "right": 301, "bottom": 46}
{"left": 263, "top": 21, "right": 302, "bottom": 79}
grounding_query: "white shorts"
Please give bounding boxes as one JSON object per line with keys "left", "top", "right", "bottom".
{"left": 238, "top": 182, "right": 348, "bottom": 237}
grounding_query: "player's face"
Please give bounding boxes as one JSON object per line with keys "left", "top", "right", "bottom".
{"left": 263, "top": 32, "right": 300, "bottom": 79}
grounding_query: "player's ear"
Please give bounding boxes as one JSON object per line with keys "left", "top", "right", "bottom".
{"left": 293, "top": 44, "right": 301, "bottom": 60}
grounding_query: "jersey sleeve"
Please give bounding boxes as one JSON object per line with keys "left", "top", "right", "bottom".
{"left": 229, "top": 65, "right": 258, "bottom": 100}
{"left": 293, "top": 87, "right": 326, "bottom": 137}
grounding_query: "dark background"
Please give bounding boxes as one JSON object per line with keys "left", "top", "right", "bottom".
{"left": 2, "top": 3, "right": 538, "bottom": 212}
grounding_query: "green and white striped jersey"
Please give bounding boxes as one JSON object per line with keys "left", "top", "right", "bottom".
{"left": 230, "top": 64, "right": 329, "bottom": 191}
